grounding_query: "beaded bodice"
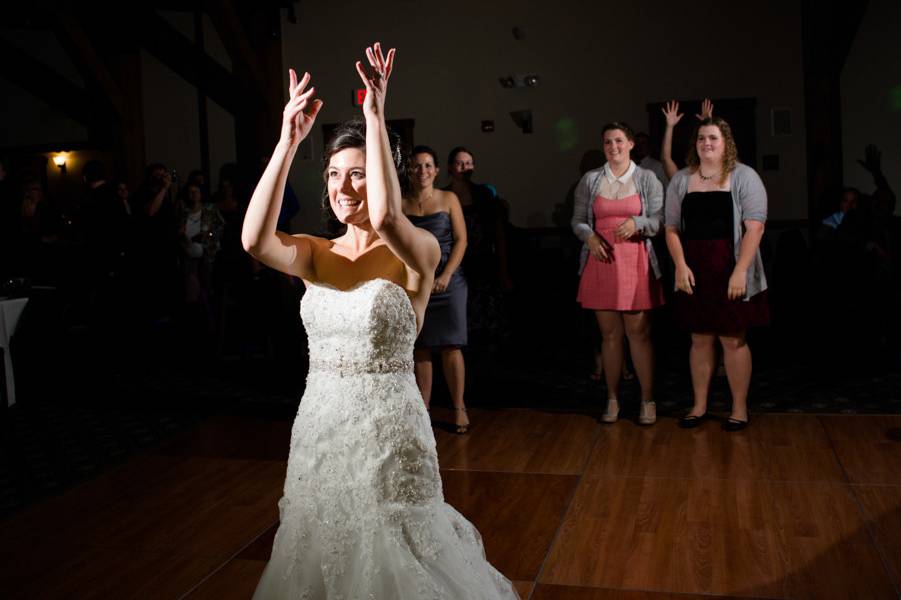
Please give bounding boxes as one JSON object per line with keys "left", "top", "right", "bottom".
{"left": 301, "top": 278, "right": 416, "bottom": 376}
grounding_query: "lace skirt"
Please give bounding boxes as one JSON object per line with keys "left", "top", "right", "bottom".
{"left": 252, "top": 370, "right": 518, "bottom": 599}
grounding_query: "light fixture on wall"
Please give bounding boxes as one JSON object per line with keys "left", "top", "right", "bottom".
{"left": 53, "top": 152, "right": 68, "bottom": 175}
{"left": 498, "top": 74, "right": 541, "bottom": 89}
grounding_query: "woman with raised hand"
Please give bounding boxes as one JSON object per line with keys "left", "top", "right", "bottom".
{"left": 244, "top": 43, "right": 518, "bottom": 599}
{"left": 661, "top": 98, "right": 713, "bottom": 179}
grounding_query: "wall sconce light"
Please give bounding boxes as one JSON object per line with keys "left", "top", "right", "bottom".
{"left": 53, "top": 152, "right": 68, "bottom": 175}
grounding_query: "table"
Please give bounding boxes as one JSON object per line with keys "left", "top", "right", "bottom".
{"left": 0, "top": 297, "right": 29, "bottom": 407}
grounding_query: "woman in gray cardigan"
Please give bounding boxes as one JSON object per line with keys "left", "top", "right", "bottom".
{"left": 664, "top": 117, "right": 769, "bottom": 431}
{"left": 572, "top": 122, "right": 665, "bottom": 425}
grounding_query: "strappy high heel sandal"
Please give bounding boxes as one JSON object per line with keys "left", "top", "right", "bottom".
{"left": 454, "top": 407, "right": 470, "bottom": 435}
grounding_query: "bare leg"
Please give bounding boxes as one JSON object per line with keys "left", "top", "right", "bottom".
{"left": 592, "top": 350, "right": 604, "bottom": 379}
{"left": 688, "top": 333, "right": 717, "bottom": 416}
{"left": 414, "top": 347, "right": 433, "bottom": 410}
{"left": 595, "top": 311, "right": 625, "bottom": 421}
{"left": 623, "top": 311, "right": 654, "bottom": 402}
{"left": 441, "top": 347, "right": 468, "bottom": 432}
{"left": 719, "top": 332, "right": 751, "bottom": 422}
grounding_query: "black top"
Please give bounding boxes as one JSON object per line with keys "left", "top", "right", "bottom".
{"left": 681, "top": 191, "right": 733, "bottom": 241}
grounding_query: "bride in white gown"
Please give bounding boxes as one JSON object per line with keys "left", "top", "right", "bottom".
{"left": 241, "top": 43, "right": 519, "bottom": 599}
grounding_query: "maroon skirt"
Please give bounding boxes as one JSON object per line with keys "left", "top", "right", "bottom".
{"left": 675, "top": 239, "right": 769, "bottom": 334}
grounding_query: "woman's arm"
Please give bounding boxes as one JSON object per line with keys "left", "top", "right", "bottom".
{"left": 728, "top": 220, "right": 764, "bottom": 299}
{"left": 241, "top": 69, "right": 323, "bottom": 279}
{"left": 666, "top": 226, "right": 695, "bottom": 294}
{"left": 434, "top": 191, "right": 467, "bottom": 293}
{"left": 727, "top": 166, "right": 767, "bottom": 299}
{"left": 355, "top": 43, "right": 439, "bottom": 278}
{"left": 622, "top": 173, "right": 663, "bottom": 239}
{"left": 146, "top": 174, "right": 171, "bottom": 217}
{"left": 661, "top": 101, "right": 682, "bottom": 179}
{"left": 571, "top": 171, "right": 611, "bottom": 262}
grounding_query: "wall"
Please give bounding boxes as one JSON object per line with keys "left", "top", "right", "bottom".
{"left": 1, "top": 2, "right": 809, "bottom": 224}
{"left": 142, "top": 11, "right": 237, "bottom": 191}
{"left": 279, "top": 0, "right": 808, "bottom": 229}
{"left": 841, "top": 0, "right": 901, "bottom": 214}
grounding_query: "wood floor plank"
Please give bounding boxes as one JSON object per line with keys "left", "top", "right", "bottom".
{"left": 821, "top": 415, "right": 901, "bottom": 484}
{"left": 154, "top": 415, "right": 292, "bottom": 461}
{"left": 3, "top": 411, "right": 897, "bottom": 599}
{"left": 1, "top": 546, "right": 222, "bottom": 600}
{"left": 583, "top": 415, "right": 845, "bottom": 482}
{"left": 434, "top": 408, "right": 599, "bottom": 474}
{"left": 441, "top": 470, "right": 579, "bottom": 581}
{"left": 514, "top": 580, "right": 536, "bottom": 598}
{"left": 186, "top": 558, "right": 267, "bottom": 600}
{"left": 851, "top": 484, "right": 901, "bottom": 592}
{"left": 236, "top": 521, "right": 279, "bottom": 561}
{"left": 541, "top": 476, "right": 895, "bottom": 598}
{"left": 530, "top": 583, "right": 764, "bottom": 599}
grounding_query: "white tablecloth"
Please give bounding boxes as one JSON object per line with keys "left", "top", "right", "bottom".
{"left": 0, "top": 297, "right": 28, "bottom": 407}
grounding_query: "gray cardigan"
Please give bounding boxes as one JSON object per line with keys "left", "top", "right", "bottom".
{"left": 664, "top": 163, "right": 768, "bottom": 299}
{"left": 571, "top": 164, "right": 664, "bottom": 278}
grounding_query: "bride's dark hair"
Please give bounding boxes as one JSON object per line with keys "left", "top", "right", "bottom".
{"left": 321, "top": 118, "right": 407, "bottom": 236}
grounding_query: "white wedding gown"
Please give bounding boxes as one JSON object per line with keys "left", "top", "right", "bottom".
{"left": 253, "top": 278, "right": 518, "bottom": 599}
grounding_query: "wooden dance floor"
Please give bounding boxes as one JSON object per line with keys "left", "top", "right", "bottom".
{"left": 2, "top": 408, "right": 900, "bottom": 599}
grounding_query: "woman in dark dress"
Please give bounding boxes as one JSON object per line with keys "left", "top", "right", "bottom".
{"left": 665, "top": 117, "right": 768, "bottom": 431}
{"left": 443, "top": 146, "right": 511, "bottom": 346}
{"left": 403, "top": 145, "right": 470, "bottom": 433}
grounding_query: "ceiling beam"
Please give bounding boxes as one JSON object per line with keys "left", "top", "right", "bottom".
{"left": 0, "top": 35, "right": 95, "bottom": 126}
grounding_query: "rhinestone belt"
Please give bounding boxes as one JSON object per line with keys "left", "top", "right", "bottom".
{"left": 309, "top": 357, "right": 414, "bottom": 376}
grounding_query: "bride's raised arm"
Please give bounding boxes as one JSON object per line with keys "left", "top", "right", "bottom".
{"left": 355, "top": 43, "right": 439, "bottom": 279}
{"left": 242, "top": 69, "right": 323, "bottom": 279}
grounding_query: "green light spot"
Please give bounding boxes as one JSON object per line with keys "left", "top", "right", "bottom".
{"left": 555, "top": 117, "right": 579, "bottom": 151}
{"left": 891, "top": 85, "right": 901, "bottom": 111}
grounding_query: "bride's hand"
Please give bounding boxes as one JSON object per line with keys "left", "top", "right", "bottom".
{"left": 355, "top": 42, "right": 395, "bottom": 120}
{"left": 280, "top": 69, "right": 323, "bottom": 147}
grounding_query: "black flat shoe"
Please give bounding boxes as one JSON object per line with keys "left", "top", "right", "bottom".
{"left": 678, "top": 413, "right": 708, "bottom": 429}
{"left": 723, "top": 417, "right": 750, "bottom": 432}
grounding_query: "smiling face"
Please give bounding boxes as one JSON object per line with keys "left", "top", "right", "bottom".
{"left": 696, "top": 125, "right": 725, "bottom": 164}
{"left": 410, "top": 152, "right": 438, "bottom": 190}
{"left": 602, "top": 128, "right": 634, "bottom": 166}
{"left": 326, "top": 147, "right": 368, "bottom": 225}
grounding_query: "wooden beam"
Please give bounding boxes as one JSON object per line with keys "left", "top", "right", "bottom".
{"left": 128, "top": 5, "right": 241, "bottom": 114}
{"left": 204, "top": 0, "right": 268, "bottom": 96}
{"left": 47, "top": 7, "right": 127, "bottom": 119}
{"left": 0, "top": 35, "right": 95, "bottom": 126}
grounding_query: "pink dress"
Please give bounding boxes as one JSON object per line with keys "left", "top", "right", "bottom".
{"left": 577, "top": 193, "right": 664, "bottom": 311}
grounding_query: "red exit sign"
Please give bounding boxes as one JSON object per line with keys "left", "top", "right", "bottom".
{"left": 353, "top": 88, "right": 366, "bottom": 106}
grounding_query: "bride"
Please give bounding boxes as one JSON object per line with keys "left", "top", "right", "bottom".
{"left": 242, "top": 43, "right": 519, "bottom": 599}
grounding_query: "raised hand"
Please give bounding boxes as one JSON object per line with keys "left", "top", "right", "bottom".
{"left": 857, "top": 144, "right": 882, "bottom": 174}
{"left": 281, "top": 69, "right": 323, "bottom": 147}
{"left": 695, "top": 98, "right": 714, "bottom": 120}
{"left": 662, "top": 100, "right": 683, "bottom": 128}
{"left": 355, "top": 42, "right": 395, "bottom": 120}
